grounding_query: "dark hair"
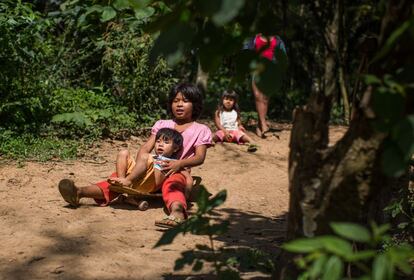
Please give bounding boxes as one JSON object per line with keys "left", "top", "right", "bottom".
{"left": 217, "top": 90, "right": 240, "bottom": 118}
{"left": 155, "top": 128, "right": 183, "bottom": 158}
{"left": 167, "top": 83, "right": 203, "bottom": 120}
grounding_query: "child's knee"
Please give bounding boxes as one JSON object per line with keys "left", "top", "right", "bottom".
{"left": 118, "top": 149, "right": 129, "bottom": 159}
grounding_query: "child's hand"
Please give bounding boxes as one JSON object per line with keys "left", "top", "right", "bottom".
{"left": 224, "top": 131, "right": 232, "bottom": 142}
{"left": 108, "top": 177, "right": 132, "bottom": 187}
{"left": 161, "top": 160, "right": 182, "bottom": 177}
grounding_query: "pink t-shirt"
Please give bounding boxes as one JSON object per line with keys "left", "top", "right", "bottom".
{"left": 151, "top": 120, "right": 212, "bottom": 159}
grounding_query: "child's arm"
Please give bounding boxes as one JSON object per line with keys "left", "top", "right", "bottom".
{"left": 237, "top": 116, "right": 246, "bottom": 132}
{"left": 162, "top": 144, "right": 208, "bottom": 177}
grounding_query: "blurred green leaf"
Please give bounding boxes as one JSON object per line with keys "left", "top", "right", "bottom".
{"left": 372, "top": 254, "right": 392, "bottom": 280}
{"left": 309, "top": 254, "right": 327, "bottom": 279}
{"left": 149, "top": 23, "right": 195, "bottom": 65}
{"left": 283, "top": 238, "right": 324, "bottom": 253}
{"left": 382, "top": 141, "right": 407, "bottom": 177}
{"left": 364, "top": 74, "right": 382, "bottom": 85}
{"left": 113, "top": 0, "right": 129, "bottom": 10}
{"left": 391, "top": 115, "right": 414, "bottom": 161}
{"left": 101, "top": 6, "right": 116, "bottom": 22}
{"left": 330, "top": 222, "right": 371, "bottom": 242}
{"left": 322, "top": 256, "right": 343, "bottom": 280}
{"left": 134, "top": 6, "right": 155, "bottom": 20}
{"left": 205, "top": 189, "right": 227, "bottom": 213}
{"left": 346, "top": 250, "right": 376, "bottom": 261}
{"left": 372, "top": 86, "right": 405, "bottom": 131}
{"left": 211, "top": 0, "right": 245, "bottom": 26}
{"left": 319, "top": 236, "right": 353, "bottom": 258}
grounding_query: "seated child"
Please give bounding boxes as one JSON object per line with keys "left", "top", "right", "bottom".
{"left": 213, "top": 90, "right": 257, "bottom": 152}
{"left": 107, "top": 127, "right": 193, "bottom": 208}
{"left": 58, "top": 127, "right": 192, "bottom": 210}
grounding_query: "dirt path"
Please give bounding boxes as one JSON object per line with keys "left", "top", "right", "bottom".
{"left": 0, "top": 124, "right": 346, "bottom": 279}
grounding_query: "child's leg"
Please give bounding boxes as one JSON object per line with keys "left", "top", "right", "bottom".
{"left": 58, "top": 179, "right": 105, "bottom": 207}
{"left": 240, "top": 134, "right": 253, "bottom": 144}
{"left": 214, "top": 130, "right": 225, "bottom": 143}
{"left": 116, "top": 149, "right": 130, "bottom": 178}
{"left": 154, "top": 169, "right": 166, "bottom": 190}
{"left": 181, "top": 170, "right": 193, "bottom": 200}
{"left": 109, "top": 152, "right": 150, "bottom": 187}
{"left": 162, "top": 173, "right": 187, "bottom": 220}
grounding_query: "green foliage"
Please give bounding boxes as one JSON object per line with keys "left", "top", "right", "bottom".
{"left": 145, "top": 0, "right": 288, "bottom": 98}
{"left": 365, "top": 72, "right": 414, "bottom": 177}
{"left": 100, "top": 23, "right": 176, "bottom": 122}
{"left": 384, "top": 186, "right": 414, "bottom": 241}
{"left": 49, "top": 88, "right": 137, "bottom": 138}
{"left": 283, "top": 222, "right": 414, "bottom": 280}
{"left": 0, "top": 0, "right": 54, "bottom": 130}
{"left": 0, "top": 130, "right": 80, "bottom": 161}
{"left": 154, "top": 186, "right": 274, "bottom": 278}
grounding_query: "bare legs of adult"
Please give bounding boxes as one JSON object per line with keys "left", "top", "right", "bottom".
{"left": 252, "top": 81, "right": 269, "bottom": 138}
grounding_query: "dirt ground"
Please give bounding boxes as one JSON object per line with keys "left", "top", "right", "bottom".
{"left": 0, "top": 123, "right": 347, "bottom": 280}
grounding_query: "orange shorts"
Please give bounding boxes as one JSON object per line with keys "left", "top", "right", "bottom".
{"left": 95, "top": 155, "right": 158, "bottom": 206}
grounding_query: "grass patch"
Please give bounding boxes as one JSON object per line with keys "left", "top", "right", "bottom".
{"left": 0, "top": 131, "right": 88, "bottom": 161}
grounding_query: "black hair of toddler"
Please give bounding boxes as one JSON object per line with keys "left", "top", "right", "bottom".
{"left": 155, "top": 128, "right": 183, "bottom": 158}
{"left": 218, "top": 90, "right": 240, "bottom": 116}
{"left": 168, "top": 83, "right": 203, "bottom": 120}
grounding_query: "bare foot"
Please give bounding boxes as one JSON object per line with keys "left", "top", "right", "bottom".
{"left": 108, "top": 177, "right": 132, "bottom": 188}
{"left": 169, "top": 201, "right": 186, "bottom": 221}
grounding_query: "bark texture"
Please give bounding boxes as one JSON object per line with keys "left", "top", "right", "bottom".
{"left": 280, "top": 0, "right": 412, "bottom": 278}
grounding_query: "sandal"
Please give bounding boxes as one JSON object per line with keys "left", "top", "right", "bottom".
{"left": 58, "top": 179, "right": 80, "bottom": 207}
{"left": 247, "top": 144, "right": 258, "bottom": 153}
{"left": 256, "top": 126, "right": 270, "bottom": 138}
{"left": 154, "top": 215, "right": 184, "bottom": 229}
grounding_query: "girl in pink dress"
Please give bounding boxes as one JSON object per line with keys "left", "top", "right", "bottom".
{"left": 58, "top": 83, "right": 212, "bottom": 228}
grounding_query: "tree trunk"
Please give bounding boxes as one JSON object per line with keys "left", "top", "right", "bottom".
{"left": 279, "top": 0, "right": 412, "bottom": 278}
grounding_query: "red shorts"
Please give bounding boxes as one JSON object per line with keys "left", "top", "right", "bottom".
{"left": 162, "top": 173, "right": 187, "bottom": 212}
{"left": 95, "top": 172, "right": 120, "bottom": 206}
{"left": 95, "top": 172, "right": 188, "bottom": 212}
{"left": 215, "top": 129, "right": 245, "bottom": 144}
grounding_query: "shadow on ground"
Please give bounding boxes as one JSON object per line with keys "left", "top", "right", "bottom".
{"left": 162, "top": 208, "right": 287, "bottom": 279}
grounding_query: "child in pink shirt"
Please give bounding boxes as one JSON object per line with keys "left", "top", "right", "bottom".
{"left": 57, "top": 83, "right": 212, "bottom": 228}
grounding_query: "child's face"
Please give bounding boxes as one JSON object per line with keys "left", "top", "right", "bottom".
{"left": 172, "top": 92, "right": 193, "bottom": 121}
{"left": 155, "top": 137, "right": 178, "bottom": 157}
{"left": 222, "top": 96, "right": 235, "bottom": 111}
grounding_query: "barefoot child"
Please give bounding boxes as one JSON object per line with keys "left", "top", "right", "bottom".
{"left": 213, "top": 90, "right": 257, "bottom": 152}
{"left": 58, "top": 83, "right": 212, "bottom": 228}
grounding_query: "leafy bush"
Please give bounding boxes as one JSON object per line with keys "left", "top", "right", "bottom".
{"left": 101, "top": 23, "right": 177, "bottom": 122}
{"left": 0, "top": 130, "right": 80, "bottom": 161}
{"left": 283, "top": 222, "right": 414, "bottom": 280}
{"left": 0, "top": 0, "right": 54, "bottom": 131}
{"left": 49, "top": 88, "right": 137, "bottom": 138}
